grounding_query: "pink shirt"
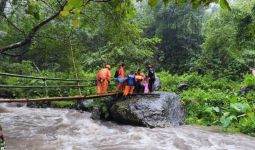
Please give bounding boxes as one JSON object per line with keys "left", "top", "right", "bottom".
{"left": 143, "top": 79, "right": 149, "bottom": 93}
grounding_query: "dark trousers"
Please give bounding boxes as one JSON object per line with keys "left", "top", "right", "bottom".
{"left": 148, "top": 78, "right": 155, "bottom": 93}
{"left": 135, "top": 81, "right": 144, "bottom": 93}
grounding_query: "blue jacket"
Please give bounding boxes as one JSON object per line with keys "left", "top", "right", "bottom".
{"left": 127, "top": 74, "right": 135, "bottom": 86}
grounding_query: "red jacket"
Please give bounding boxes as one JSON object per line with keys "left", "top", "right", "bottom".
{"left": 97, "top": 68, "right": 111, "bottom": 81}
{"left": 118, "top": 67, "right": 125, "bottom": 78}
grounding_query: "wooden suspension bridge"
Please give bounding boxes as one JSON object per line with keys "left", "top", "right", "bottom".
{"left": 0, "top": 72, "right": 158, "bottom": 103}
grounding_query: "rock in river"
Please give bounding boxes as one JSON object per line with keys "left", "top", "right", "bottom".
{"left": 110, "top": 92, "right": 184, "bottom": 127}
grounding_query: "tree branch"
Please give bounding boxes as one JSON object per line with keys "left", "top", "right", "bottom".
{"left": 0, "top": 1, "right": 67, "bottom": 54}
{"left": 0, "top": 12, "right": 26, "bottom": 35}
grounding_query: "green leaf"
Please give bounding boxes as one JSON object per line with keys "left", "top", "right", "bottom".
{"left": 148, "top": 0, "right": 159, "bottom": 7}
{"left": 229, "top": 97, "right": 237, "bottom": 103}
{"left": 60, "top": 10, "right": 70, "bottom": 16}
{"left": 33, "top": 12, "right": 40, "bottom": 20}
{"left": 212, "top": 107, "right": 220, "bottom": 113}
{"left": 247, "top": 112, "right": 255, "bottom": 123}
{"left": 191, "top": 0, "right": 201, "bottom": 9}
{"left": 219, "top": 0, "right": 231, "bottom": 11}
{"left": 13, "top": 0, "right": 18, "bottom": 5}
{"left": 127, "top": 10, "right": 135, "bottom": 19}
{"left": 230, "top": 103, "right": 250, "bottom": 113}
{"left": 68, "top": 0, "right": 83, "bottom": 8}
{"left": 223, "top": 112, "right": 230, "bottom": 117}
{"left": 220, "top": 115, "right": 236, "bottom": 128}
{"left": 72, "top": 19, "right": 80, "bottom": 28}
{"left": 163, "top": 0, "right": 170, "bottom": 5}
{"left": 25, "top": 0, "right": 40, "bottom": 19}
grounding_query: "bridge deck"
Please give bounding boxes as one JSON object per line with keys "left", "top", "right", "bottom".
{"left": 0, "top": 93, "right": 159, "bottom": 103}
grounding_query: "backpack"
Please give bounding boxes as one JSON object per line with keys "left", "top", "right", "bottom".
{"left": 114, "top": 70, "right": 119, "bottom": 78}
{"left": 127, "top": 74, "right": 135, "bottom": 86}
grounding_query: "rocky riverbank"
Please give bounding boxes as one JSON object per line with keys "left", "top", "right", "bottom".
{"left": 25, "top": 91, "right": 184, "bottom": 128}
{"left": 0, "top": 125, "right": 5, "bottom": 150}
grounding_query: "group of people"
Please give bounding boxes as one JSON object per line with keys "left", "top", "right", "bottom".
{"left": 96, "top": 63, "right": 156, "bottom": 96}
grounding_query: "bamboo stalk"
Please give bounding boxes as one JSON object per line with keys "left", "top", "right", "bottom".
{"left": 70, "top": 40, "right": 82, "bottom": 95}
{"left": 0, "top": 72, "right": 93, "bottom": 82}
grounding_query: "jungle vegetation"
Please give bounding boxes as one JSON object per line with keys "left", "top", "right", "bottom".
{"left": 0, "top": 0, "right": 255, "bottom": 136}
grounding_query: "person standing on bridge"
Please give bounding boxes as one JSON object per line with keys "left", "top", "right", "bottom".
{"left": 116, "top": 63, "right": 126, "bottom": 92}
{"left": 123, "top": 71, "right": 136, "bottom": 97}
{"left": 96, "top": 65, "right": 111, "bottom": 95}
{"left": 135, "top": 68, "right": 144, "bottom": 93}
{"left": 147, "top": 64, "right": 155, "bottom": 93}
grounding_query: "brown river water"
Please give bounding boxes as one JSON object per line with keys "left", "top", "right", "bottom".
{"left": 0, "top": 103, "right": 255, "bottom": 150}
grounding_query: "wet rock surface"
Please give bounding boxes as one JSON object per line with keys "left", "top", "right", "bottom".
{"left": 0, "top": 125, "right": 5, "bottom": 150}
{"left": 240, "top": 85, "right": 255, "bottom": 95}
{"left": 78, "top": 99, "right": 94, "bottom": 111}
{"left": 153, "top": 76, "right": 161, "bottom": 91}
{"left": 110, "top": 92, "right": 184, "bottom": 127}
{"left": 177, "top": 82, "right": 189, "bottom": 91}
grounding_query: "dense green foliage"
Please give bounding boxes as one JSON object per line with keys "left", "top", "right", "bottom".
{"left": 141, "top": 3, "right": 204, "bottom": 73}
{"left": 195, "top": 0, "right": 255, "bottom": 79}
{"left": 1, "top": 0, "right": 255, "bottom": 136}
{"left": 158, "top": 72, "right": 255, "bottom": 136}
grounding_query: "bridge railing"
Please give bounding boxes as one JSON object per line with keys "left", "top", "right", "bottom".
{"left": 0, "top": 72, "right": 116, "bottom": 98}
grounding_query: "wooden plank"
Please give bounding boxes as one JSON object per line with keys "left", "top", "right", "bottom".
{"left": 0, "top": 93, "right": 159, "bottom": 103}
{"left": 0, "top": 94, "right": 116, "bottom": 103}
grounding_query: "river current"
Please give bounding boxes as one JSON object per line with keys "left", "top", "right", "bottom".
{"left": 0, "top": 103, "right": 255, "bottom": 150}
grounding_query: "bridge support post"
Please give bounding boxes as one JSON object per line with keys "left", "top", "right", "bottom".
{"left": 43, "top": 78, "right": 48, "bottom": 97}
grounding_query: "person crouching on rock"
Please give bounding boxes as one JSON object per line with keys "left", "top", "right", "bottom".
{"left": 123, "top": 71, "right": 136, "bottom": 98}
{"left": 96, "top": 65, "right": 111, "bottom": 95}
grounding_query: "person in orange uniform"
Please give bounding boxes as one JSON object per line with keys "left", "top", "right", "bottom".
{"left": 96, "top": 65, "right": 111, "bottom": 95}
{"left": 116, "top": 63, "right": 126, "bottom": 92}
{"left": 123, "top": 71, "right": 135, "bottom": 97}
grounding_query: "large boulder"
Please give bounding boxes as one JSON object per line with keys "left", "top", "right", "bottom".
{"left": 153, "top": 76, "right": 161, "bottom": 91}
{"left": 110, "top": 92, "right": 184, "bottom": 127}
{"left": 76, "top": 99, "right": 94, "bottom": 111}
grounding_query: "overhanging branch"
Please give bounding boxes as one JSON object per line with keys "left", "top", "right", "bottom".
{"left": 0, "top": 0, "right": 113, "bottom": 55}
{"left": 0, "top": 1, "right": 67, "bottom": 54}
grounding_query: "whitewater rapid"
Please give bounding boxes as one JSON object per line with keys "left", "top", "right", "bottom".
{"left": 0, "top": 103, "right": 255, "bottom": 150}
